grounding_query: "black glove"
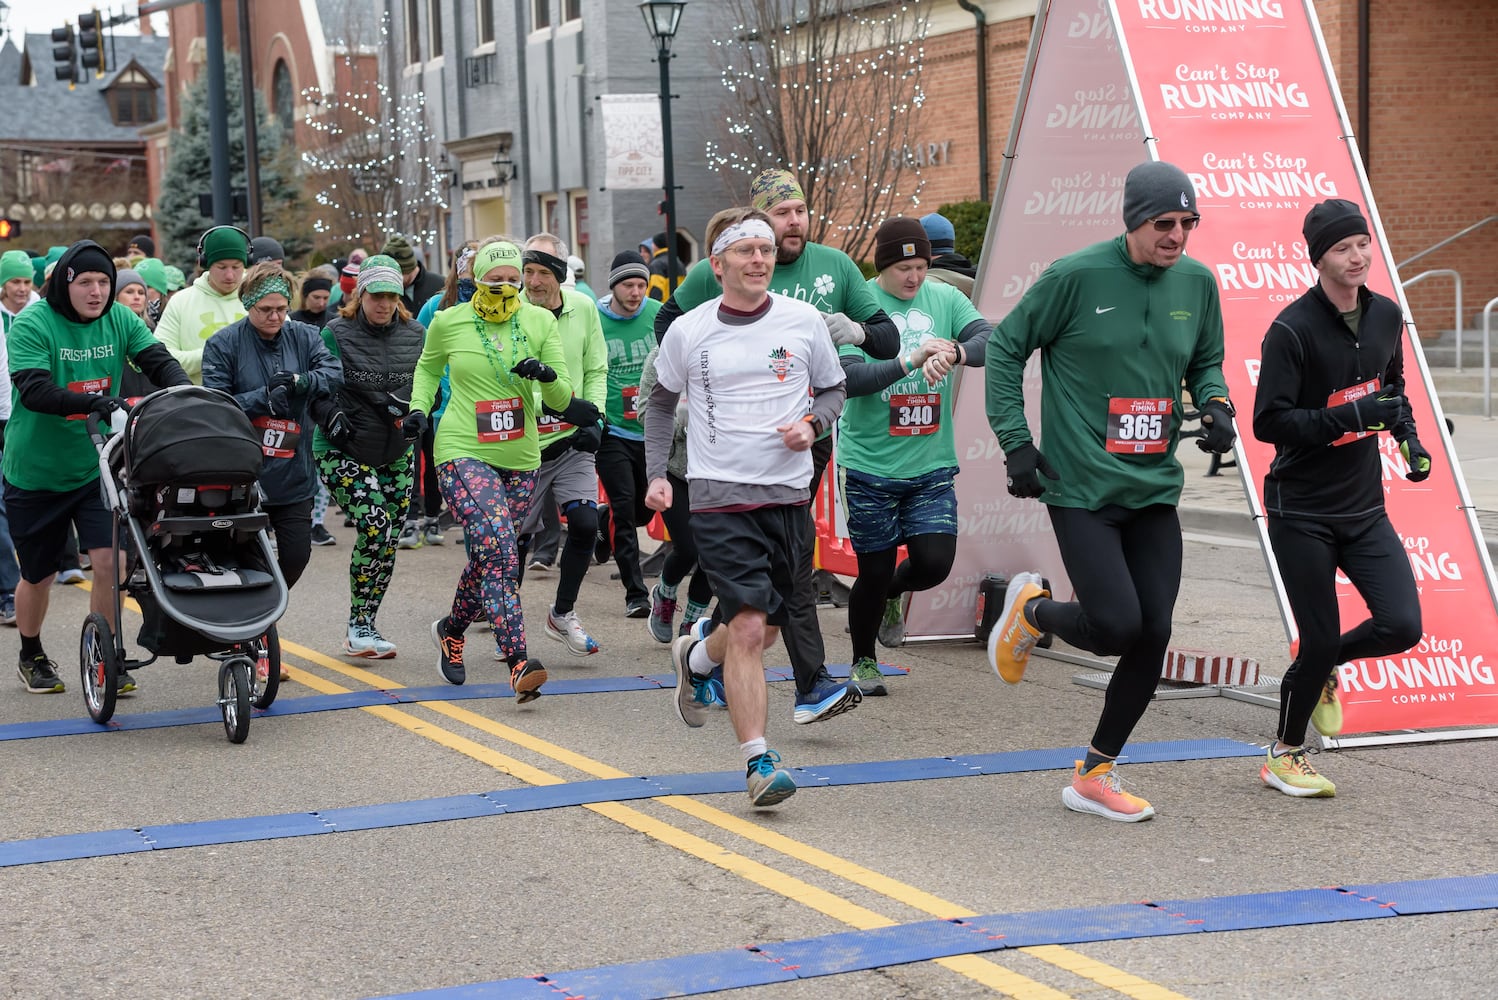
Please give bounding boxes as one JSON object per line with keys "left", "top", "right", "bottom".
{"left": 569, "top": 423, "right": 603, "bottom": 454}
{"left": 269, "top": 371, "right": 308, "bottom": 396}
{"left": 1401, "top": 437, "right": 1433, "bottom": 483}
{"left": 549, "top": 397, "right": 601, "bottom": 428}
{"left": 326, "top": 410, "right": 354, "bottom": 449}
{"left": 400, "top": 410, "right": 429, "bottom": 442}
{"left": 1196, "top": 398, "right": 1237, "bottom": 454}
{"left": 1004, "top": 443, "right": 1060, "bottom": 499}
{"left": 267, "top": 385, "right": 292, "bottom": 418}
{"left": 89, "top": 395, "right": 130, "bottom": 420}
{"left": 1331, "top": 392, "right": 1404, "bottom": 433}
{"left": 510, "top": 358, "right": 558, "bottom": 383}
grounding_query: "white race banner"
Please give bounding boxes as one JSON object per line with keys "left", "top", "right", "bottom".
{"left": 599, "top": 94, "right": 664, "bottom": 191}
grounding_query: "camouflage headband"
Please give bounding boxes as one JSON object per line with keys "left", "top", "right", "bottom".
{"left": 749, "top": 169, "right": 805, "bottom": 212}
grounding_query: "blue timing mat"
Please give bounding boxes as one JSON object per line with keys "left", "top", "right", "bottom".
{"left": 0, "top": 739, "right": 1262, "bottom": 868}
{"left": 0, "top": 663, "right": 907, "bottom": 742}
{"left": 379, "top": 874, "right": 1498, "bottom": 999}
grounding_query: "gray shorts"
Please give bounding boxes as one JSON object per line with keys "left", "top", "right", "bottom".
{"left": 519, "top": 446, "right": 599, "bottom": 534}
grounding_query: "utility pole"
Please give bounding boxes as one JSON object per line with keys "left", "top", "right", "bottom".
{"left": 203, "top": 0, "right": 233, "bottom": 225}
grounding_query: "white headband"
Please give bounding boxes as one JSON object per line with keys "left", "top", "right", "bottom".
{"left": 712, "top": 219, "right": 776, "bottom": 257}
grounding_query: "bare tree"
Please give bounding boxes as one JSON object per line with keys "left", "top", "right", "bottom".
{"left": 709, "top": 0, "right": 929, "bottom": 263}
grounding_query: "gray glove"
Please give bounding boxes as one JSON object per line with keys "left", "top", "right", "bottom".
{"left": 823, "top": 312, "right": 866, "bottom": 348}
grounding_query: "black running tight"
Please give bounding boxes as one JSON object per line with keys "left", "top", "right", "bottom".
{"left": 848, "top": 534, "right": 957, "bottom": 661}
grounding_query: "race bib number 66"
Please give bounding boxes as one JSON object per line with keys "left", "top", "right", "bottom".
{"left": 1106, "top": 397, "right": 1172, "bottom": 454}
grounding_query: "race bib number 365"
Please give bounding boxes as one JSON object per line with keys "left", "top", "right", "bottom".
{"left": 1105, "top": 397, "right": 1171, "bottom": 454}
{"left": 476, "top": 397, "right": 524, "bottom": 443}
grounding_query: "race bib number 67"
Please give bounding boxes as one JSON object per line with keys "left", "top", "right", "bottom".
{"left": 1106, "top": 397, "right": 1172, "bottom": 455}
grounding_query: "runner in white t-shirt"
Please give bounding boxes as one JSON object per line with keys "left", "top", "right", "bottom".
{"left": 644, "top": 208, "right": 857, "bottom": 808}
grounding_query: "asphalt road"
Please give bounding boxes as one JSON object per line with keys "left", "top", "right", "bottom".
{"left": 1, "top": 521, "right": 1494, "bottom": 999}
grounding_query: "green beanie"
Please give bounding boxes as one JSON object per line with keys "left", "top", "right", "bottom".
{"left": 0, "top": 250, "right": 32, "bottom": 284}
{"left": 200, "top": 227, "right": 249, "bottom": 266}
{"left": 164, "top": 265, "right": 187, "bottom": 291}
{"left": 135, "top": 257, "right": 170, "bottom": 295}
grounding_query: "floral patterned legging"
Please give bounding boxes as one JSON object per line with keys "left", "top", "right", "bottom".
{"left": 316, "top": 450, "right": 414, "bottom": 627}
{"left": 437, "top": 458, "right": 537, "bottom": 660}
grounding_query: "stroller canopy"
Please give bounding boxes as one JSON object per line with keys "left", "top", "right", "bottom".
{"left": 125, "top": 386, "right": 263, "bottom": 486}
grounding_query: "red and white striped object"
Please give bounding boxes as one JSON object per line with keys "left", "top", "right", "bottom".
{"left": 1162, "top": 649, "right": 1260, "bottom": 686}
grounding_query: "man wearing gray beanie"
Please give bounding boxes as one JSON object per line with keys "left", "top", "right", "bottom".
{"left": 982, "top": 158, "right": 1235, "bottom": 824}
{"left": 1251, "top": 197, "right": 1429, "bottom": 799}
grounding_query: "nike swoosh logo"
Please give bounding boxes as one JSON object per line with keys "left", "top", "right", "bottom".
{"left": 1095, "top": 306, "right": 1116, "bottom": 314}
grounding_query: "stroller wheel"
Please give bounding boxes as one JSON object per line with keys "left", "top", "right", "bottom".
{"left": 80, "top": 612, "right": 120, "bottom": 725}
{"left": 252, "top": 625, "right": 281, "bottom": 710}
{"left": 219, "top": 657, "right": 252, "bottom": 744}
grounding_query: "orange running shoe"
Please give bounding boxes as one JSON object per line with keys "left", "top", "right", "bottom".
{"left": 1311, "top": 670, "right": 1343, "bottom": 737}
{"left": 986, "top": 571, "right": 1048, "bottom": 685}
{"left": 510, "top": 657, "right": 547, "bottom": 704}
{"left": 1061, "top": 760, "right": 1156, "bottom": 822}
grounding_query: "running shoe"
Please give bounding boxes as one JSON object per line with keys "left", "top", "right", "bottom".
{"left": 526, "top": 557, "right": 554, "bottom": 572}
{"left": 671, "top": 634, "right": 716, "bottom": 727}
{"left": 431, "top": 617, "right": 466, "bottom": 685}
{"left": 877, "top": 595, "right": 907, "bottom": 649}
{"left": 648, "top": 584, "right": 679, "bottom": 643}
{"left": 18, "top": 653, "right": 65, "bottom": 693}
{"left": 595, "top": 504, "right": 613, "bottom": 564}
{"left": 56, "top": 568, "right": 86, "bottom": 585}
{"left": 117, "top": 670, "right": 138, "bottom": 695}
{"left": 546, "top": 607, "right": 600, "bottom": 655}
{"left": 345, "top": 622, "right": 397, "bottom": 659}
{"left": 422, "top": 517, "right": 445, "bottom": 546}
{"left": 1261, "top": 747, "right": 1336, "bottom": 797}
{"left": 397, "top": 521, "right": 422, "bottom": 550}
{"left": 625, "top": 596, "right": 651, "bottom": 619}
{"left": 1311, "top": 670, "right": 1344, "bottom": 737}
{"left": 848, "top": 656, "right": 887, "bottom": 697}
{"left": 1062, "top": 760, "right": 1156, "bottom": 822}
{"left": 792, "top": 674, "right": 862, "bottom": 724}
{"left": 746, "top": 750, "right": 797, "bottom": 807}
{"left": 0, "top": 592, "right": 14, "bottom": 626}
{"left": 310, "top": 524, "right": 337, "bottom": 546}
{"left": 987, "top": 571, "right": 1048, "bottom": 685}
{"left": 509, "top": 657, "right": 547, "bottom": 704}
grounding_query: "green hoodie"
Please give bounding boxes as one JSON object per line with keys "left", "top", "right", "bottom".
{"left": 152, "top": 272, "right": 247, "bottom": 382}
{"left": 985, "top": 235, "right": 1228, "bottom": 511}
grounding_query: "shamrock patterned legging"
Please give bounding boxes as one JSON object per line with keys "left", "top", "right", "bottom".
{"left": 316, "top": 450, "right": 415, "bottom": 627}
{"left": 437, "top": 458, "right": 537, "bottom": 660}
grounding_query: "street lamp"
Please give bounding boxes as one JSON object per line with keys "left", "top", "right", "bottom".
{"left": 491, "top": 140, "right": 517, "bottom": 195}
{"left": 640, "top": 1, "right": 685, "bottom": 292}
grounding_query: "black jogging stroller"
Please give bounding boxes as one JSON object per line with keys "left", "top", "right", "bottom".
{"left": 83, "top": 385, "right": 290, "bottom": 742}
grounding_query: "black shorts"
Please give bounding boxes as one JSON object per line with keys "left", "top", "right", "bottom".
{"left": 3, "top": 478, "right": 113, "bottom": 584}
{"left": 693, "top": 504, "right": 807, "bottom": 627}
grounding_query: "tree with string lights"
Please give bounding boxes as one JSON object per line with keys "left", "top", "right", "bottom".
{"left": 299, "top": 27, "right": 448, "bottom": 252}
{"left": 709, "top": 0, "right": 929, "bottom": 263}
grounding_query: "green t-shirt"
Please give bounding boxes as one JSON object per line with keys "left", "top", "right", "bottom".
{"left": 599, "top": 297, "right": 660, "bottom": 437}
{"left": 837, "top": 279, "right": 984, "bottom": 480}
{"left": 671, "top": 241, "right": 882, "bottom": 321}
{"left": 410, "top": 302, "right": 572, "bottom": 472}
{"left": 4, "top": 301, "right": 160, "bottom": 491}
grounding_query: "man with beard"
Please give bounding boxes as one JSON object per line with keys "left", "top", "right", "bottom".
{"left": 653, "top": 170, "right": 899, "bottom": 726}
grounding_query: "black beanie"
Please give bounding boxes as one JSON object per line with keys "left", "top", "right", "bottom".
{"left": 873, "top": 217, "right": 932, "bottom": 273}
{"left": 608, "top": 251, "right": 650, "bottom": 288}
{"left": 46, "top": 240, "right": 117, "bottom": 324}
{"left": 1302, "top": 199, "right": 1369, "bottom": 265}
{"left": 128, "top": 234, "right": 155, "bottom": 257}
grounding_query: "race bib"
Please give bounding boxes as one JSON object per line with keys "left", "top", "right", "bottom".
{"left": 1327, "top": 378, "right": 1381, "bottom": 447}
{"left": 1105, "top": 397, "right": 1171, "bottom": 454}
{"left": 537, "top": 411, "right": 572, "bottom": 435}
{"left": 66, "top": 376, "right": 111, "bottom": 421}
{"left": 622, "top": 384, "right": 640, "bottom": 421}
{"left": 889, "top": 392, "right": 940, "bottom": 437}
{"left": 251, "top": 416, "right": 301, "bottom": 459}
{"left": 476, "top": 397, "right": 525, "bottom": 443}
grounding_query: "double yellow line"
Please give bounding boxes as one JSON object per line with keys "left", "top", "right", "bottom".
{"left": 272, "top": 634, "right": 1190, "bottom": 1000}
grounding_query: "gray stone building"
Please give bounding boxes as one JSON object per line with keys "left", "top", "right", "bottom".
{"left": 395, "top": 0, "right": 733, "bottom": 275}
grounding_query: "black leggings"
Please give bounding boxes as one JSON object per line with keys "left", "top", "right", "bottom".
{"left": 1268, "top": 513, "right": 1421, "bottom": 746}
{"left": 848, "top": 534, "right": 956, "bottom": 661}
{"left": 263, "top": 498, "right": 314, "bottom": 590}
{"left": 1032, "top": 503, "right": 1182, "bottom": 758}
{"left": 659, "top": 472, "right": 713, "bottom": 606}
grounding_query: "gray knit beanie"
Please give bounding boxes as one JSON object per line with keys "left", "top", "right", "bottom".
{"left": 1122, "top": 161, "right": 1198, "bottom": 232}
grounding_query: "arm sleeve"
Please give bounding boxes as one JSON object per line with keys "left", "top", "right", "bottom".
{"left": 13, "top": 369, "right": 97, "bottom": 416}
{"left": 839, "top": 353, "right": 910, "bottom": 398}
{"left": 643, "top": 381, "right": 681, "bottom": 481}
{"left": 953, "top": 295, "right": 991, "bottom": 367}
{"left": 809, "top": 381, "right": 846, "bottom": 430}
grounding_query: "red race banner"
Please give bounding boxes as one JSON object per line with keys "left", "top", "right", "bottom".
{"left": 1112, "top": 0, "right": 1498, "bottom": 737}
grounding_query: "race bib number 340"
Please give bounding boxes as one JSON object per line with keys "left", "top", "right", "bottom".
{"left": 889, "top": 392, "right": 940, "bottom": 437}
{"left": 1105, "top": 397, "right": 1171, "bottom": 455}
{"left": 476, "top": 397, "right": 525, "bottom": 443}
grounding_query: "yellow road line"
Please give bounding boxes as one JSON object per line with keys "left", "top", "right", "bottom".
{"left": 278, "top": 638, "right": 1190, "bottom": 999}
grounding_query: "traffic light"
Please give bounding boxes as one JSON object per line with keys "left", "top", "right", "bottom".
{"left": 78, "top": 10, "right": 105, "bottom": 78}
{"left": 0, "top": 219, "right": 21, "bottom": 240}
{"left": 51, "top": 23, "right": 77, "bottom": 88}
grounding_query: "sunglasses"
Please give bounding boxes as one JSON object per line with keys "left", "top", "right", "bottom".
{"left": 1146, "top": 215, "right": 1202, "bottom": 233}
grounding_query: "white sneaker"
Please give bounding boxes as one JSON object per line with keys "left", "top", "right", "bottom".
{"left": 545, "top": 607, "right": 600, "bottom": 655}
{"left": 344, "top": 622, "right": 397, "bottom": 659}
{"left": 56, "top": 568, "right": 87, "bottom": 585}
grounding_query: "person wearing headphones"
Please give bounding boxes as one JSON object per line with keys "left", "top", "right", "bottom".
{"left": 154, "top": 226, "right": 251, "bottom": 383}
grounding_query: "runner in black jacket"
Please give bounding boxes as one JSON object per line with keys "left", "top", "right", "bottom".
{"left": 1252, "top": 199, "right": 1431, "bottom": 798}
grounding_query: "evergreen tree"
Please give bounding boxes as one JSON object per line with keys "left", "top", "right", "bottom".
{"left": 157, "top": 56, "right": 308, "bottom": 267}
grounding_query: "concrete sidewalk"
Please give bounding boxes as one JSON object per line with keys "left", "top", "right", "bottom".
{"left": 1178, "top": 411, "right": 1498, "bottom": 552}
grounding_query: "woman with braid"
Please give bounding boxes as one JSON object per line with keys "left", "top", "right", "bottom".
{"left": 311, "top": 255, "right": 426, "bottom": 658}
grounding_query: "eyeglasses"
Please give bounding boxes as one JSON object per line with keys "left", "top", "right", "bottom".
{"left": 1145, "top": 215, "right": 1201, "bottom": 233}
{"left": 250, "top": 303, "right": 288, "bottom": 318}
{"left": 722, "top": 243, "right": 776, "bottom": 261}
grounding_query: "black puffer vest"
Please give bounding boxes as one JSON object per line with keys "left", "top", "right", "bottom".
{"left": 325, "top": 313, "right": 426, "bottom": 466}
